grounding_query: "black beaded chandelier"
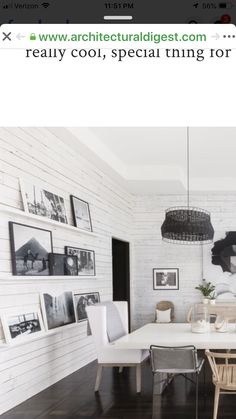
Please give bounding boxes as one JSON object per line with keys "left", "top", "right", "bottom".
{"left": 161, "top": 128, "right": 214, "bottom": 244}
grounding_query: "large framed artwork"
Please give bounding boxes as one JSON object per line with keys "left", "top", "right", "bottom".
{"left": 153, "top": 268, "right": 179, "bottom": 290}
{"left": 9, "top": 222, "right": 53, "bottom": 276}
{"left": 49, "top": 253, "right": 78, "bottom": 276}
{"left": 20, "top": 179, "right": 68, "bottom": 224}
{"left": 65, "top": 247, "right": 96, "bottom": 276}
{"left": 73, "top": 292, "right": 100, "bottom": 322}
{"left": 70, "top": 195, "right": 92, "bottom": 232}
{"left": 41, "top": 291, "right": 76, "bottom": 331}
{"left": 1, "top": 307, "right": 44, "bottom": 344}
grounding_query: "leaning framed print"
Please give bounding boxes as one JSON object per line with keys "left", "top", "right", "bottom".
{"left": 73, "top": 292, "right": 100, "bottom": 322}
{"left": 48, "top": 253, "right": 78, "bottom": 276}
{"left": 70, "top": 195, "right": 92, "bottom": 232}
{"left": 9, "top": 222, "right": 53, "bottom": 276}
{"left": 20, "top": 179, "right": 68, "bottom": 224}
{"left": 65, "top": 247, "right": 96, "bottom": 276}
{"left": 1, "top": 307, "right": 45, "bottom": 344}
{"left": 153, "top": 268, "right": 179, "bottom": 290}
{"left": 40, "top": 291, "right": 76, "bottom": 331}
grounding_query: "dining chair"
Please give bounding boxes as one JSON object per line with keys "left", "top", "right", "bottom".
{"left": 150, "top": 345, "right": 205, "bottom": 419}
{"left": 86, "top": 301, "right": 149, "bottom": 393}
{"left": 206, "top": 350, "right": 236, "bottom": 419}
{"left": 155, "top": 300, "right": 175, "bottom": 322}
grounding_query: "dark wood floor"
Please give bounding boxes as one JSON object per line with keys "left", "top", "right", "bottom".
{"left": 1, "top": 357, "right": 236, "bottom": 419}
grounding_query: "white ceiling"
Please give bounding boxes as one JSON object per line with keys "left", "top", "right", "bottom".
{"left": 50, "top": 127, "right": 236, "bottom": 195}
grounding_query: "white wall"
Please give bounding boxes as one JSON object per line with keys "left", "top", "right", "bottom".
{"left": 0, "top": 127, "right": 133, "bottom": 414}
{"left": 131, "top": 193, "right": 236, "bottom": 328}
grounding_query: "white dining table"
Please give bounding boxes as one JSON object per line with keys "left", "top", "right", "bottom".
{"left": 113, "top": 322, "right": 236, "bottom": 398}
{"left": 113, "top": 322, "right": 236, "bottom": 350}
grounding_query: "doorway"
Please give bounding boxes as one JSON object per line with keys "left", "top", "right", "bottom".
{"left": 112, "top": 238, "right": 130, "bottom": 330}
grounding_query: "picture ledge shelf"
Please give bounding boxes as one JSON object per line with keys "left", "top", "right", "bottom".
{"left": 0, "top": 321, "right": 89, "bottom": 349}
{"left": 0, "top": 275, "right": 97, "bottom": 281}
{"left": 0, "top": 204, "right": 97, "bottom": 237}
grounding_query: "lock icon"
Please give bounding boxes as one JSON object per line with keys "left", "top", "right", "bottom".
{"left": 30, "top": 33, "right": 37, "bottom": 41}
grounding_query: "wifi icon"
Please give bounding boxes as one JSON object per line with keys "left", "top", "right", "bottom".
{"left": 41, "top": 2, "right": 50, "bottom": 8}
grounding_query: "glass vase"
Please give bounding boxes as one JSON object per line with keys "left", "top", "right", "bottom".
{"left": 191, "top": 304, "right": 210, "bottom": 333}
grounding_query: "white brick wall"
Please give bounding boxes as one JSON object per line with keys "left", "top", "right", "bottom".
{"left": 131, "top": 193, "right": 236, "bottom": 328}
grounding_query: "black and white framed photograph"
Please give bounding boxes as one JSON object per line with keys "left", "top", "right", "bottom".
{"left": 20, "top": 179, "right": 68, "bottom": 224}
{"left": 153, "top": 268, "right": 179, "bottom": 290}
{"left": 1, "top": 307, "right": 44, "bottom": 344}
{"left": 49, "top": 253, "right": 78, "bottom": 276}
{"left": 65, "top": 247, "right": 96, "bottom": 276}
{"left": 9, "top": 222, "right": 53, "bottom": 276}
{"left": 73, "top": 292, "right": 100, "bottom": 322}
{"left": 70, "top": 195, "right": 92, "bottom": 232}
{"left": 41, "top": 291, "right": 76, "bottom": 331}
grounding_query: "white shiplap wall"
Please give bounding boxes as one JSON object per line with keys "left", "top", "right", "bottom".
{"left": 0, "top": 128, "right": 133, "bottom": 414}
{"left": 131, "top": 193, "right": 236, "bottom": 329}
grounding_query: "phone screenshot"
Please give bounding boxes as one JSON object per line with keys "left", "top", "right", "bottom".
{"left": 0, "top": 1, "right": 236, "bottom": 419}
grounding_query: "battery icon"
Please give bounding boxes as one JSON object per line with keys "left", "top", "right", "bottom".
{"left": 219, "top": 2, "right": 233, "bottom": 8}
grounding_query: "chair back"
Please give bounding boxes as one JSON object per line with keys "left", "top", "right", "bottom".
{"left": 150, "top": 345, "right": 198, "bottom": 373}
{"left": 206, "top": 350, "right": 236, "bottom": 388}
{"left": 156, "top": 301, "right": 175, "bottom": 322}
{"left": 86, "top": 301, "right": 128, "bottom": 359}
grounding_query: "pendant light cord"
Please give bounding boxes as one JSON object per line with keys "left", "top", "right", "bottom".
{"left": 187, "top": 127, "right": 190, "bottom": 209}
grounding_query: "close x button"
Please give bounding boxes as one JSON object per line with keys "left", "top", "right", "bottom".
{"left": 2, "top": 32, "right": 11, "bottom": 41}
